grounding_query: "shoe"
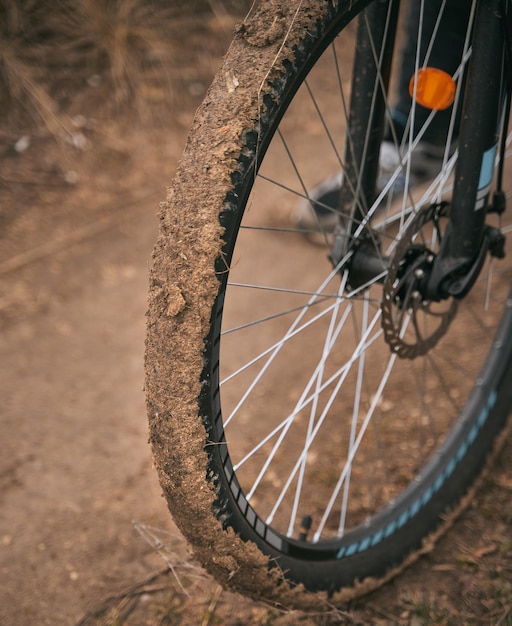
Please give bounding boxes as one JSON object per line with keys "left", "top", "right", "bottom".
{"left": 378, "top": 138, "right": 449, "bottom": 195}
{"left": 294, "top": 172, "right": 343, "bottom": 233}
{"left": 295, "top": 139, "right": 448, "bottom": 233}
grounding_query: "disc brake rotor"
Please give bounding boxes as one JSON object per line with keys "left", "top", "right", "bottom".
{"left": 381, "top": 203, "right": 458, "bottom": 359}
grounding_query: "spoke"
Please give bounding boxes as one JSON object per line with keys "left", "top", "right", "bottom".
{"left": 263, "top": 306, "right": 383, "bottom": 524}
{"left": 257, "top": 162, "right": 367, "bottom": 233}
{"left": 227, "top": 281, "right": 340, "bottom": 299}
{"left": 378, "top": 150, "right": 458, "bottom": 258}
{"left": 238, "top": 285, "right": 355, "bottom": 483}
{"left": 404, "top": 0, "right": 427, "bottom": 221}
{"left": 222, "top": 299, "right": 340, "bottom": 392}
{"left": 359, "top": 32, "right": 472, "bottom": 243}
{"left": 222, "top": 296, "right": 334, "bottom": 335}
{"left": 240, "top": 224, "right": 327, "bottom": 234}
{"left": 419, "top": 351, "right": 463, "bottom": 413}
{"left": 222, "top": 272, "right": 383, "bottom": 392}
{"left": 313, "top": 344, "right": 400, "bottom": 541}
{"left": 286, "top": 273, "right": 349, "bottom": 536}
{"left": 226, "top": 274, "right": 384, "bottom": 314}
{"left": 288, "top": 322, "right": 383, "bottom": 422}
{"left": 216, "top": 0, "right": 510, "bottom": 552}
{"left": 344, "top": 6, "right": 399, "bottom": 257}
{"left": 339, "top": 291, "right": 369, "bottom": 535}
{"left": 421, "top": 0, "right": 447, "bottom": 68}
{"left": 223, "top": 256, "right": 384, "bottom": 403}
{"left": 223, "top": 255, "right": 353, "bottom": 421}
{"left": 274, "top": 125, "right": 341, "bottom": 246}
{"left": 276, "top": 128, "right": 336, "bottom": 242}
{"left": 304, "top": 79, "right": 344, "bottom": 172}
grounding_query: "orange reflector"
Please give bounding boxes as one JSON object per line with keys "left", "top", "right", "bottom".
{"left": 409, "top": 68, "right": 456, "bottom": 110}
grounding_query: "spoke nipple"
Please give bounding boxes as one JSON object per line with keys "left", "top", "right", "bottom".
{"left": 414, "top": 268, "right": 425, "bottom": 279}
{"left": 298, "top": 515, "right": 312, "bottom": 541}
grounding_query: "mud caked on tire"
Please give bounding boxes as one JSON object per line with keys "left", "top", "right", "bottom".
{"left": 145, "top": 0, "right": 512, "bottom": 606}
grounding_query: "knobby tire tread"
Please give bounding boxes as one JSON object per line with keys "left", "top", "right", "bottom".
{"left": 145, "top": 0, "right": 512, "bottom": 607}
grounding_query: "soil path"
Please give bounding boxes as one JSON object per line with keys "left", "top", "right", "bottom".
{"left": 1, "top": 192, "right": 172, "bottom": 624}
{"left": 1, "top": 12, "right": 512, "bottom": 626}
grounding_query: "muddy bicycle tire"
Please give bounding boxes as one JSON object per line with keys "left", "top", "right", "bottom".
{"left": 145, "top": 0, "right": 512, "bottom": 604}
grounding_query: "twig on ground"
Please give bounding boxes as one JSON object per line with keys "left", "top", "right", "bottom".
{"left": 201, "top": 585, "right": 223, "bottom": 626}
{"left": 75, "top": 567, "right": 170, "bottom": 626}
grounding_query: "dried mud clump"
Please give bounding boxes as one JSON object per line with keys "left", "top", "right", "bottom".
{"left": 236, "top": 2, "right": 288, "bottom": 47}
{"left": 144, "top": 0, "right": 365, "bottom": 611}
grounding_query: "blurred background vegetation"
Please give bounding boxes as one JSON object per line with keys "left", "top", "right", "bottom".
{"left": 0, "top": 0, "right": 252, "bottom": 139}
{"left": 0, "top": 0, "right": 252, "bottom": 325}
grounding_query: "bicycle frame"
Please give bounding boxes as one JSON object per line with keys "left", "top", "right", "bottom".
{"left": 334, "top": 0, "right": 510, "bottom": 302}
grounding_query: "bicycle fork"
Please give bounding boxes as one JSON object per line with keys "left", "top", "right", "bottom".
{"left": 426, "top": 0, "right": 508, "bottom": 300}
{"left": 334, "top": 0, "right": 510, "bottom": 303}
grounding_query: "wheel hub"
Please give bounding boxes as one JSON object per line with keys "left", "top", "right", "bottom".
{"left": 381, "top": 203, "right": 458, "bottom": 359}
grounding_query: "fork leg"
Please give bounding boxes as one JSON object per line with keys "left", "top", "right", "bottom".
{"left": 426, "top": 0, "right": 506, "bottom": 300}
{"left": 337, "top": 0, "right": 400, "bottom": 230}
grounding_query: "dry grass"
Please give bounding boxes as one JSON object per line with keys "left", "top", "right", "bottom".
{"left": 75, "top": 452, "right": 512, "bottom": 625}
{"left": 0, "top": 0, "right": 251, "bottom": 138}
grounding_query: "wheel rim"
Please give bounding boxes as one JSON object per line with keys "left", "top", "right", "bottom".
{"left": 211, "top": 0, "right": 512, "bottom": 553}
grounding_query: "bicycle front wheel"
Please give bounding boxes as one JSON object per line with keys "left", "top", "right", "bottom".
{"left": 146, "top": 0, "right": 512, "bottom": 604}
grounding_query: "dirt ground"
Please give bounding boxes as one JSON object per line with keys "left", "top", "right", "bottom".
{"left": 1, "top": 7, "right": 512, "bottom": 626}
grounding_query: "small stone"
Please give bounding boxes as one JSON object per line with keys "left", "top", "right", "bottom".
{"left": 64, "top": 170, "right": 79, "bottom": 184}
{"left": 166, "top": 285, "right": 186, "bottom": 317}
{"left": 71, "top": 114, "right": 87, "bottom": 128}
{"left": 225, "top": 70, "right": 239, "bottom": 93}
{"left": 87, "top": 74, "right": 101, "bottom": 87}
{"left": 14, "top": 136, "right": 30, "bottom": 153}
